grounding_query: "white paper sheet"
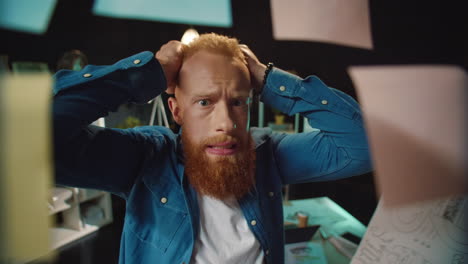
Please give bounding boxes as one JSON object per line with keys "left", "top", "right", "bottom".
{"left": 348, "top": 65, "right": 468, "bottom": 206}
{"left": 270, "top": 0, "right": 373, "bottom": 49}
{"left": 285, "top": 241, "right": 328, "bottom": 264}
{"left": 93, "top": 0, "right": 232, "bottom": 28}
{"left": 351, "top": 196, "right": 468, "bottom": 264}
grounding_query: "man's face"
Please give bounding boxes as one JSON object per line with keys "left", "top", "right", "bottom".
{"left": 168, "top": 50, "right": 255, "bottom": 199}
{"left": 174, "top": 50, "right": 251, "bottom": 152}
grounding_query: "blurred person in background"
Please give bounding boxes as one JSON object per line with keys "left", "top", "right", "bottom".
{"left": 56, "top": 49, "right": 88, "bottom": 71}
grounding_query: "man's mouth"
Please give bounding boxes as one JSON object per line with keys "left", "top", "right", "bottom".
{"left": 206, "top": 141, "right": 238, "bottom": 155}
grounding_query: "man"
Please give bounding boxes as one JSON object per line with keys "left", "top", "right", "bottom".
{"left": 53, "top": 33, "right": 372, "bottom": 264}
{"left": 56, "top": 49, "right": 89, "bottom": 72}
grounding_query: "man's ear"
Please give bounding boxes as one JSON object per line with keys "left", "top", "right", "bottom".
{"left": 168, "top": 96, "right": 183, "bottom": 125}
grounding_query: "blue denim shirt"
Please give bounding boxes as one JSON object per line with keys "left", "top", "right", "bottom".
{"left": 53, "top": 51, "right": 372, "bottom": 264}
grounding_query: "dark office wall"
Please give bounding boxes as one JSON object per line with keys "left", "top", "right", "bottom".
{"left": 2, "top": 0, "right": 466, "bottom": 126}
{"left": 1, "top": 0, "right": 466, "bottom": 224}
{"left": 2, "top": 0, "right": 466, "bottom": 75}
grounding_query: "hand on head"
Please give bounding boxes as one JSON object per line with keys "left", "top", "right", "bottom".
{"left": 156, "top": 39, "right": 267, "bottom": 96}
{"left": 155, "top": 40, "right": 185, "bottom": 94}
{"left": 239, "top": 44, "right": 267, "bottom": 94}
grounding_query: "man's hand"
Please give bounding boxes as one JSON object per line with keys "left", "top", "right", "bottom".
{"left": 155, "top": 40, "right": 185, "bottom": 94}
{"left": 239, "top": 44, "right": 267, "bottom": 94}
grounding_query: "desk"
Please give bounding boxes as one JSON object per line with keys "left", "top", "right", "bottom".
{"left": 283, "top": 197, "right": 367, "bottom": 264}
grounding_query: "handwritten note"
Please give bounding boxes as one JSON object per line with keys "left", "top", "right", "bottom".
{"left": 352, "top": 196, "right": 468, "bottom": 264}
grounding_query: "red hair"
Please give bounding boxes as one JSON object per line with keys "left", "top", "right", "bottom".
{"left": 182, "top": 33, "right": 247, "bottom": 64}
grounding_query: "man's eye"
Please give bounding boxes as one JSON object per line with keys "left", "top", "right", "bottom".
{"left": 233, "top": 99, "right": 243, "bottom": 107}
{"left": 198, "top": 99, "right": 210, "bottom": 106}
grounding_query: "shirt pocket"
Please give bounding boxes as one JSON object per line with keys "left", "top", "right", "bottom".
{"left": 126, "top": 179, "right": 189, "bottom": 253}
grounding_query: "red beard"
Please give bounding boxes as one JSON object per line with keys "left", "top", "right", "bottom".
{"left": 182, "top": 132, "right": 256, "bottom": 200}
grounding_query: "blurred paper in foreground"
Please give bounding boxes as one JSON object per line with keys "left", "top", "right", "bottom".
{"left": 0, "top": 74, "right": 52, "bottom": 262}
{"left": 351, "top": 196, "right": 468, "bottom": 264}
{"left": 270, "top": 0, "right": 373, "bottom": 49}
{"left": 0, "top": 0, "right": 57, "bottom": 34}
{"left": 93, "top": 0, "right": 232, "bottom": 27}
{"left": 349, "top": 65, "right": 467, "bottom": 206}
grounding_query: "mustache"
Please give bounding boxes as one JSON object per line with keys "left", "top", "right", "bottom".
{"left": 201, "top": 134, "right": 239, "bottom": 146}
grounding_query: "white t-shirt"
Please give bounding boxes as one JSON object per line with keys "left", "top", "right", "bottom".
{"left": 190, "top": 194, "right": 264, "bottom": 264}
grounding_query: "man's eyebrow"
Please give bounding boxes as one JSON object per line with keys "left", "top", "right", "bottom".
{"left": 191, "top": 91, "right": 217, "bottom": 98}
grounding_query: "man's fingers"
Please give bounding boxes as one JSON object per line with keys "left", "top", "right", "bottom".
{"left": 155, "top": 40, "right": 185, "bottom": 94}
{"left": 239, "top": 45, "right": 259, "bottom": 65}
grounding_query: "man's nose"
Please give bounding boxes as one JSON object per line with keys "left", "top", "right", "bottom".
{"left": 214, "top": 102, "right": 235, "bottom": 133}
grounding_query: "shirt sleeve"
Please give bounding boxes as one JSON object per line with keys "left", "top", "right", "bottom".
{"left": 260, "top": 68, "right": 373, "bottom": 184}
{"left": 53, "top": 51, "right": 169, "bottom": 198}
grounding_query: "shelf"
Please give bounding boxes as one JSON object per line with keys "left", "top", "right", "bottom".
{"left": 86, "top": 218, "right": 113, "bottom": 229}
{"left": 25, "top": 188, "right": 114, "bottom": 263}
{"left": 48, "top": 201, "right": 72, "bottom": 215}
{"left": 50, "top": 224, "right": 99, "bottom": 250}
{"left": 79, "top": 189, "right": 105, "bottom": 203}
{"left": 48, "top": 187, "right": 74, "bottom": 215}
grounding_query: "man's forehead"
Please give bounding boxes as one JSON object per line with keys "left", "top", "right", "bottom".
{"left": 190, "top": 84, "right": 250, "bottom": 97}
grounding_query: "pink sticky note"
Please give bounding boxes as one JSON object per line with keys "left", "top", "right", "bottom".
{"left": 270, "top": 0, "right": 373, "bottom": 49}
{"left": 348, "top": 65, "right": 467, "bottom": 206}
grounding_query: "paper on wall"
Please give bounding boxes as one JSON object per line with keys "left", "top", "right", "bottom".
{"left": 93, "top": 0, "right": 232, "bottom": 28}
{"left": 348, "top": 65, "right": 467, "bottom": 206}
{"left": 270, "top": 0, "right": 373, "bottom": 49}
{"left": 0, "top": 0, "right": 57, "bottom": 34}
{"left": 351, "top": 196, "right": 468, "bottom": 264}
